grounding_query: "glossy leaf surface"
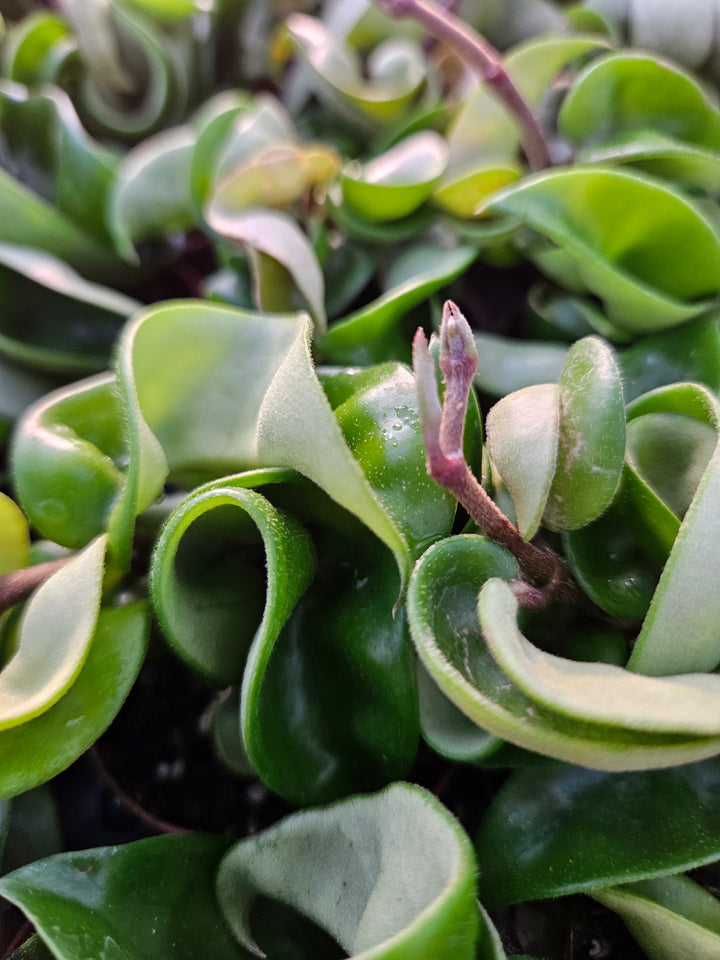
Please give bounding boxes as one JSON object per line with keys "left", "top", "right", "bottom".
{"left": 409, "top": 537, "right": 720, "bottom": 771}
{"left": 627, "top": 386, "right": 720, "bottom": 674}
{"left": 543, "top": 336, "right": 625, "bottom": 531}
{"left": 484, "top": 168, "right": 720, "bottom": 332}
{"left": 0, "top": 602, "right": 148, "bottom": 799}
{"left": 0, "top": 493, "right": 29, "bottom": 576}
{"left": 0, "top": 536, "right": 105, "bottom": 730}
{"left": 280, "top": 14, "right": 425, "bottom": 128}
{"left": 319, "top": 245, "right": 476, "bottom": 365}
{"left": 109, "top": 302, "right": 407, "bottom": 573}
{"left": 592, "top": 876, "right": 720, "bottom": 960}
{"left": 0, "top": 833, "right": 248, "bottom": 959}
{"left": 341, "top": 131, "right": 448, "bottom": 221}
{"left": 150, "top": 473, "right": 316, "bottom": 685}
{"left": 206, "top": 207, "right": 326, "bottom": 332}
{"left": 485, "top": 383, "right": 559, "bottom": 540}
{"left": 476, "top": 758, "right": 720, "bottom": 906}
{"left": 217, "top": 783, "right": 479, "bottom": 960}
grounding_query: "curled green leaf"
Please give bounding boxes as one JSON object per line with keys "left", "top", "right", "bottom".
{"left": 217, "top": 782, "right": 479, "bottom": 960}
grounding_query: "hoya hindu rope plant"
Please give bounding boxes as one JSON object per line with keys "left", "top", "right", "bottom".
{"left": 0, "top": 0, "right": 720, "bottom": 957}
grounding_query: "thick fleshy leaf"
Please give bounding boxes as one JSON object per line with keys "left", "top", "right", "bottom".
{"left": 319, "top": 244, "right": 476, "bottom": 364}
{"left": 560, "top": 53, "right": 720, "bottom": 151}
{"left": 485, "top": 383, "right": 559, "bottom": 540}
{"left": 473, "top": 334, "right": 568, "bottom": 397}
{"left": 12, "top": 374, "right": 130, "bottom": 550}
{"left": 3, "top": 13, "right": 73, "bottom": 87}
{"left": 240, "top": 495, "right": 418, "bottom": 804}
{"left": 280, "top": 14, "right": 425, "bottom": 129}
{"left": 619, "top": 314, "right": 720, "bottom": 402}
{"left": 210, "top": 143, "right": 340, "bottom": 215}
{"left": 478, "top": 577, "right": 720, "bottom": 737}
{"left": 626, "top": 413, "right": 716, "bottom": 519}
{"left": 562, "top": 488, "right": 662, "bottom": 620}
{"left": 483, "top": 168, "right": 720, "bottom": 332}
{"left": 217, "top": 783, "right": 479, "bottom": 960}
{"left": 418, "top": 662, "right": 502, "bottom": 764}
{"left": 475, "top": 758, "right": 720, "bottom": 906}
{"left": 109, "top": 124, "right": 197, "bottom": 259}
{"left": 578, "top": 134, "right": 720, "bottom": 193}
{"left": 592, "top": 876, "right": 720, "bottom": 960}
{"left": 0, "top": 244, "right": 139, "bottom": 372}
{"left": 323, "top": 363, "right": 457, "bottom": 559}
{"left": 0, "top": 601, "right": 148, "bottom": 799}
{"left": 0, "top": 536, "right": 105, "bottom": 730}
{"left": 109, "top": 302, "right": 407, "bottom": 574}
{"left": 542, "top": 336, "right": 625, "bottom": 531}
{"left": 0, "top": 167, "right": 116, "bottom": 278}
{"left": 0, "top": 494, "right": 29, "bottom": 576}
{"left": 60, "top": 0, "right": 184, "bottom": 140}
{"left": 432, "top": 164, "right": 521, "bottom": 219}
{"left": 408, "top": 536, "right": 720, "bottom": 772}
{"left": 0, "top": 80, "right": 117, "bottom": 246}
{"left": 445, "top": 35, "right": 607, "bottom": 173}
{"left": 150, "top": 473, "right": 316, "bottom": 685}
{"left": 205, "top": 208, "right": 326, "bottom": 332}
{"left": 0, "top": 833, "right": 248, "bottom": 960}
{"left": 627, "top": 466, "right": 720, "bottom": 664}
{"left": 341, "top": 131, "right": 448, "bottom": 222}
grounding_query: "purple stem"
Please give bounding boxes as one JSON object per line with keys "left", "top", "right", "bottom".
{"left": 375, "top": 0, "right": 551, "bottom": 170}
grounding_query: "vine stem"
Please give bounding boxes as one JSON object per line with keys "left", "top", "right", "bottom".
{"left": 414, "top": 301, "right": 578, "bottom": 607}
{"left": 374, "top": 0, "right": 551, "bottom": 170}
{"left": 0, "top": 558, "right": 72, "bottom": 617}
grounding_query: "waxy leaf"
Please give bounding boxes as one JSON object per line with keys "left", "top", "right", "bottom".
{"left": 0, "top": 602, "right": 148, "bottom": 799}
{"left": 0, "top": 537, "right": 105, "bottom": 730}
{"left": 217, "top": 783, "right": 479, "bottom": 960}
{"left": 0, "top": 80, "right": 117, "bottom": 246}
{"left": 562, "top": 489, "right": 662, "bottom": 620}
{"left": 0, "top": 167, "right": 116, "bottom": 278}
{"left": 280, "top": 14, "right": 425, "bottom": 129}
{"left": 205, "top": 208, "right": 327, "bottom": 332}
{"left": 479, "top": 577, "right": 720, "bottom": 737}
{"left": 0, "top": 833, "right": 248, "bottom": 959}
{"left": 150, "top": 473, "right": 316, "bottom": 685}
{"left": 560, "top": 53, "right": 720, "bottom": 151}
{"left": 12, "top": 374, "right": 127, "bottom": 549}
{"left": 61, "top": 0, "right": 185, "bottom": 140}
{"left": 109, "top": 302, "right": 408, "bottom": 575}
{"left": 473, "top": 334, "right": 568, "bottom": 397}
{"left": 341, "top": 131, "right": 448, "bottom": 221}
{"left": 446, "top": 35, "right": 607, "bottom": 173}
{"left": 619, "top": 314, "right": 720, "bottom": 402}
{"left": 319, "top": 244, "right": 476, "bottom": 365}
{"left": 324, "top": 363, "right": 457, "bottom": 559}
{"left": 485, "top": 383, "right": 559, "bottom": 540}
{"left": 109, "top": 124, "right": 197, "bottom": 259}
{"left": 476, "top": 758, "right": 720, "bottom": 906}
{"left": 0, "top": 493, "right": 29, "bottom": 576}
{"left": 211, "top": 143, "right": 340, "bottom": 215}
{"left": 408, "top": 537, "right": 720, "bottom": 772}
{"left": 0, "top": 244, "right": 139, "bottom": 372}
{"left": 483, "top": 168, "right": 720, "bottom": 332}
{"left": 543, "top": 336, "right": 625, "bottom": 531}
{"left": 240, "top": 499, "right": 418, "bottom": 804}
{"left": 625, "top": 384, "right": 720, "bottom": 674}
{"left": 592, "top": 876, "right": 720, "bottom": 960}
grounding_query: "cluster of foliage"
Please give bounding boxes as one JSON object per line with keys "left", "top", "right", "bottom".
{"left": 1, "top": 0, "right": 720, "bottom": 957}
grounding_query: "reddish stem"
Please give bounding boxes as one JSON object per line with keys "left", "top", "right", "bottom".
{"left": 375, "top": 0, "right": 551, "bottom": 169}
